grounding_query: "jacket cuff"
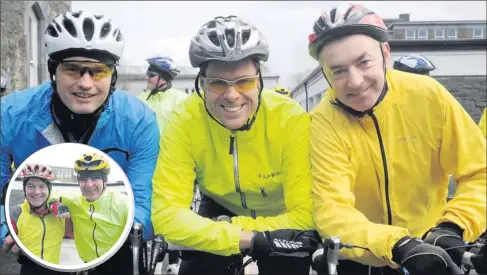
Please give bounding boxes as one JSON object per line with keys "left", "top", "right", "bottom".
{"left": 437, "top": 222, "right": 464, "bottom": 236}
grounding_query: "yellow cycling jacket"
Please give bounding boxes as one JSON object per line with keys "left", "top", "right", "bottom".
{"left": 479, "top": 107, "right": 486, "bottom": 138}
{"left": 10, "top": 200, "right": 65, "bottom": 264}
{"left": 311, "top": 69, "right": 486, "bottom": 268}
{"left": 138, "top": 88, "right": 188, "bottom": 134}
{"left": 152, "top": 89, "right": 314, "bottom": 256}
{"left": 56, "top": 191, "right": 128, "bottom": 262}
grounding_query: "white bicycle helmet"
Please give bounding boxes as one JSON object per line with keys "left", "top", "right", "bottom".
{"left": 189, "top": 15, "right": 269, "bottom": 68}
{"left": 393, "top": 54, "right": 436, "bottom": 75}
{"left": 45, "top": 10, "right": 124, "bottom": 61}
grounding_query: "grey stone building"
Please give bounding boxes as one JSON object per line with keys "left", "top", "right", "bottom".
{"left": 0, "top": 1, "right": 71, "bottom": 93}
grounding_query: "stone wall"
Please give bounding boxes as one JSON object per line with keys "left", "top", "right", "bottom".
{"left": 0, "top": 1, "right": 71, "bottom": 93}
{"left": 433, "top": 75, "right": 487, "bottom": 123}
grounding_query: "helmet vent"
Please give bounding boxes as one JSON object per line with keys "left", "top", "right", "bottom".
{"left": 115, "top": 29, "right": 123, "bottom": 42}
{"left": 83, "top": 18, "right": 95, "bottom": 41}
{"left": 63, "top": 18, "right": 77, "bottom": 38}
{"left": 208, "top": 31, "right": 220, "bottom": 47}
{"left": 100, "top": 22, "right": 111, "bottom": 39}
{"left": 225, "top": 28, "right": 235, "bottom": 48}
{"left": 46, "top": 25, "right": 59, "bottom": 37}
{"left": 242, "top": 30, "right": 251, "bottom": 45}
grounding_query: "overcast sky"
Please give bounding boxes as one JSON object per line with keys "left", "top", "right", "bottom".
{"left": 72, "top": 1, "right": 486, "bottom": 87}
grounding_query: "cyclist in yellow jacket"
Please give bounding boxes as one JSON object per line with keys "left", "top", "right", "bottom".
{"left": 151, "top": 15, "right": 319, "bottom": 275}
{"left": 138, "top": 56, "right": 188, "bottom": 136}
{"left": 307, "top": 3, "right": 486, "bottom": 275}
{"left": 3, "top": 164, "right": 65, "bottom": 275}
{"left": 49, "top": 152, "right": 130, "bottom": 273}
{"left": 479, "top": 107, "right": 486, "bottom": 138}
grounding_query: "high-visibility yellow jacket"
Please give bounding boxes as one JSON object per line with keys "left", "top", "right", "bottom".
{"left": 152, "top": 89, "right": 315, "bottom": 256}
{"left": 311, "top": 69, "right": 486, "bottom": 268}
{"left": 138, "top": 88, "right": 188, "bottom": 135}
{"left": 10, "top": 200, "right": 65, "bottom": 264}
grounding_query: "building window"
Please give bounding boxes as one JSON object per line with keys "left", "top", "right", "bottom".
{"left": 191, "top": 88, "right": 195, "bottom": 93}
{"left": 446, "top": 29, "right": 457, "bottom": 39}
{"left": 405, "top": 29, "right": 415, "bottom": 40}
{"left": 435, "top": 29, "right": 445, "bottom": 39}
{"left": 27, "top": 3, "right": 43, "bottom": 86}
{"left": 185, "top": 88, "right": 189, "bottom": 94}
{"left": 418, "top": 29, "right": 428, "bottom": 40}
{"left": 473, "top": 28, "right": 483, "bottom": 39}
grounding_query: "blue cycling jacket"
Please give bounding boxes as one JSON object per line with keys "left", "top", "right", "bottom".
{"left": 0, "top": 82, "right": 160, "bottom": 240}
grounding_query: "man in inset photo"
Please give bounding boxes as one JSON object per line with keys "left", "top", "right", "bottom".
{"left": 49, "top": 152, "right": 130, "bottom": 273}
{"left": 3, "top": 164, "right": 66, "bottom": 275}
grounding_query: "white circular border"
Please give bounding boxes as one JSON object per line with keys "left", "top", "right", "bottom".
{"left": 5, "top": 143, "right": 135, "bottom": 273}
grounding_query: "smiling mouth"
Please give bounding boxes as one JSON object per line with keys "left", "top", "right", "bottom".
{"left": 29, "top": 196, "right": 44, "bottom": 200}
{"left": 349, "top": 86, "right": 370, "bottom": 97}
{"left": 222, "top": 104, "right": 244, "bottom": 113}
{"left": 74, "top": 92, "right": 95, "bottom": 98}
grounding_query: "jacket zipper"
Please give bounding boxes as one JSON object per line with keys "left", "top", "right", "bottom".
{"left": 40, "top": 216, "right": 46, "bottom": 259}
{"left": 369, "top": 112, "right": 392, "bottom": 225}
{"left": 90, "top": 204, "right": 100, "bottom": 257}
{"left": 229, "top": 133, "right": 256, "bottom": 219}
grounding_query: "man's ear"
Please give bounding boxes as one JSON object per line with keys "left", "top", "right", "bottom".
{"left": 381, "top": 42, "right": 391, "bottom": 65}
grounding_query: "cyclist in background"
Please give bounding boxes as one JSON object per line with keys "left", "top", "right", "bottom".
{"left": 138, "top": 56, "right": 188, "bottom": 138}
{"left": 137, "top": 56, "right": 187, "bottom": 274}
{"left": 479, "top": 107, "right": 486, "bottom": 138}
{"left": 393, "top": 54, "right": 437, "bottom": 76}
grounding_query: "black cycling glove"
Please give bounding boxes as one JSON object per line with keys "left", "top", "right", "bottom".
{"left": 249, "top": 229, "right": 321, "bottom": 259}
{"left": 423, "top": 222, "right": 466, "bottom": 266}
{"left": 392, "top": 236, "right": 461, "bottom": 275}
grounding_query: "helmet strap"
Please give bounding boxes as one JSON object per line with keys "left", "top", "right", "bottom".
{"left": 147, "top": 76, "right": 172, "bottom": 100}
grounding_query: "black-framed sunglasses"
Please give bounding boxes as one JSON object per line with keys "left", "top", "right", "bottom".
{"left": 146, "top": 71, "right": 159, "bottom": 78}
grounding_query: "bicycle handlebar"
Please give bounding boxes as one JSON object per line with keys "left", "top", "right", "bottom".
{"left": 311, "top": 237, "right": 484, "bottom": 275}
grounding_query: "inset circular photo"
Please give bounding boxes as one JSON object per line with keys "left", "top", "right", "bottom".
{"left": 3, "top": 143, "right": 134, "bottom": 273}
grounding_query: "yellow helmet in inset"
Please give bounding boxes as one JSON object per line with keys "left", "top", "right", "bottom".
{"left": 273, "top": 85, "right": 291, "bottom": 97}
{"left": 74, "top": 152, "right": 110, "bottom": 174}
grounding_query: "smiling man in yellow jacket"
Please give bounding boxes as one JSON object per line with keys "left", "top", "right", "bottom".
{"left": 4, "top": 164, "right": 65, "bottom": 275}
{"left": 151, "top": 15, "right": 318, "bottom": 275}
{"left": 307, "top": 3, "right": 486, "bottom": 275}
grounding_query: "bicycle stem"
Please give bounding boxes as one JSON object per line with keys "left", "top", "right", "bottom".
{"left": 130, "top": 223, "right": 143, "bottom": 275}
{"left": 325, "top": 236, "right": 341, "bottom": 275}
{"left": 148, "top": 234, "right": 165, "bottom": 275}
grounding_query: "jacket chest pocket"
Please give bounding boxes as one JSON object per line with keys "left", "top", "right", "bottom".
{"left": 250, "top": 171, "right": 284, "bottom": 198}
